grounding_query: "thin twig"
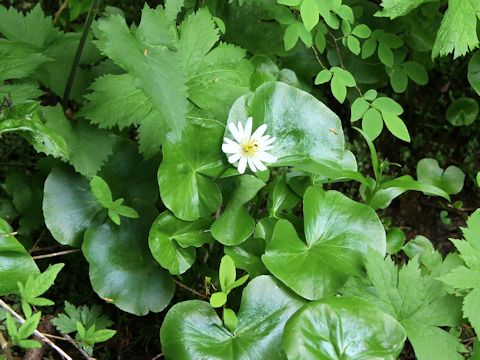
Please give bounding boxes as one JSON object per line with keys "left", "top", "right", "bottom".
{"left": 32, "top": 249, "right": 81, "bottom": 260}
{"left": 53, "top": 0, "right": 69, "bottom": 24}
{"left": 64, "top": 334, "right": 94, "bottom": 360}
{"left": 174, "top": 280, "right": 209, "bottom": 300}
{"left": 312, "top": 46, "right": 327, "bottom": 70}
{"left": 28, "top": 230, "right": 47, "bottom": 254}
{"left": 0, "top": 331, "right": 12, "bottom": 360}
{"left": 152, "top": 353, "right": 164, "bottom": 360}
{"left": 328, "top": 31, "right": 363, "bottom": 97}
{"left": 30, "top": 245, "right": 69, "bottom": 254}
{"left": 0, "top": 299, "right": 73, "bottom": 360}
{"left": 63, "top": 0, "right": 102, "bottom": 109}
{"left": 44, "top": 331, "right": 93, "bottom": 359}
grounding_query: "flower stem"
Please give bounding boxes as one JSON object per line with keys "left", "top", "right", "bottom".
{"left": 62, "top": 0, "right": 102, "bottom": 109}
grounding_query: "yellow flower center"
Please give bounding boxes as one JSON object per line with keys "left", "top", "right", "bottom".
{"left": 242, "top": 140, "right": 259, "bottom": 156}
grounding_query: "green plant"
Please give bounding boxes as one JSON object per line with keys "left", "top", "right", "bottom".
{"left": 1, "top": 0, "right": 480, "bottom": 358}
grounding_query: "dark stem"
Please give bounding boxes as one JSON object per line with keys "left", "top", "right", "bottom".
{"left": 62, "top": 0, "right": 102, "bottom": 110}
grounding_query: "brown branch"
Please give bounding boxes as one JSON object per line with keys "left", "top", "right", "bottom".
{"left": 312, "top": 46, "right": 327, "bottom": 70}
{"left": 0, "top": 299, "right": 73, "bottom": 360}
{"left": 328, "top": 32, "right": 363, "bottom": 97}
{"left": 0, "top": 331, "right": 12, "bottom": 360}
{"left": 28, "top": 230, "right": 47, "bottom": 254}
{"left": 53, "top": 0, "right": 69, "bottom": 24}
{"left": 32, "top": 249, "right": 81, "bottom": 260}
{"left": 152, "top": 353, "right": 164, "bottom": 360}
{"left": 174, "top": 280, "right": 209, "bottom": 300}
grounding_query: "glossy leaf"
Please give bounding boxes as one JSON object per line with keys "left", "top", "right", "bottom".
{"left": 149, "top": 211, "right": 213, "bottom": 275}
{"left": 160, "top": 275, "right": 305, "bottom": 360}
{"left": 283, "top": 297, "right": 406, "bottom": 359}
{"left": 83, "top": 214, "right": 175, "bottom": 315}
{"left": 158, "top": 117, "right": 225, "bottom": 221}
{"left": 224, "top": 237, "right": 267, "bottom": 278}
{"left": 0, "top": 218, "right": 39, "bottom": 295}
{"left": 468, "top": 51, "right": 480, "bottom": 95}
{"left": 263, "top": 186, "right": 386, "bottom": 299}
{"left": 211, "top": 175, "right": 265, "bottom": 246}
{"left": 368, "top": 175, "right": 450, "bottom": 210}
{"left": 416, "top": 158, "right": 465, "bottom": 195}
{"left": 227, "top": 81, "right": 354, "bottom": 177}
{"left": 43, "top": 167, "right": 103, "bottom": 247}
{"left": 0, "top": 105, "right": 68, "bottom": 160}
{"left": 446, "top": 97, "right": 479, "bottom": 126}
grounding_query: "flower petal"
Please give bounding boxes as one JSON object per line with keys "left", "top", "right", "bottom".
{"left": 228, "top": 152, "right": 242, "bottom": 164}
{"left": 260, "top": 136, "right": 276, "bottom": 146}
{"left": 228, "top": 123, "right": 242, "bottom": 143}
{"left": 244, "top": 117, "right": 253, "bottom": 138}
{"left": 237, "top": 156, "right": 248, "bottom": 174}
{"left": 257, "top": 151, "right": 277, "bottom": 163}
{"left": 222, "top": 142, "right": 241, "bottom": 154}
{"left": 251, "top": 124, "right": 267, "bottom": 140}
{"left": 247, "top": 157, "right": 257, "bottom": 172}
{"left": 252, "top": 158, "right": 267, "bottom": 171}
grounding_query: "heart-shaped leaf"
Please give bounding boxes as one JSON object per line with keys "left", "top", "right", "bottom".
{"left": 211, "top": 175, "right": 265, "bottom": 245}
{"left": 160, "top": 275, "right": 305, "bottom": 359}
{"left": 149, "top": 211, "right": 213, "bottom": 275}
{"left": 283, "top": 297, "right": 406, "bottom": 359}
{"left": 227, "top": 81, "right": 355, "bottom": 176}
{"left": 158, "top": 117, "right": 226, "bottom": 221}
{"left": 43, "top": 166, "right": 103, "bottom": 247}
{"left": 83, "top": 212, "right": 174, "bottom": 315}
{"left": 99, "top": 140, "right": 160, "bottom": 204}
{"left": 446, "top": 97, "right": 479, "bottom": 126}
{"left": 262, "top": 186, "right": 386, "bottom": 300}
{"left": 0, "top": 218, "right": 39, "bottom": 295}
{"left": 416, "top": 158, "right": 465, "bottom": 195}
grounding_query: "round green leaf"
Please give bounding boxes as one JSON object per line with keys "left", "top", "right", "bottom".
{"left": 43, "top": 166, "right": 103, "bottom": 247}
{"left": 300, "top": 0, "right": 319, "bottom": 31}
{"left": 99, "top": 140, "right": 159, "bottom": 205}
{"left": 416, "top": 158, "right": 465, "bottom": 195}
{"left": 347, "top": 35, "right": 361, "bottom": 55}
{"left": 262, "top": 186, "right": 386, "bottom": 300}
{"left": 382, "top": 111, "right": 411, "bottom": 142}
{"left": 211, "top": 175, "right": 265, "bottom": 246}
{"left": 224, "top": 237, "right": 267, "bottom": 278}
{"left": 403, "top": 61, "right": 428, "bottom": 85}
{"left": 149, "top": 211, "right": 213, "bottom": 275}
{"left": 362, "top": 108, "right": 383, "bottom": 141}
{"left": 83, "top": 214, "right": 174, "bottom": 315}
{"left": 283, "top": 297, "right": 406, "bottom": 359}
{"left": 0, "top": 218, "right": 39, "bottom": 295}
{"left": 378, "top": 42, "right": 394, "bottom": 67}
{"left": 227, "top": 81, "right": 351, "bottom": 174}
{"left": 446, "top": 97, "right": 479, "bottom": 126}
{"left": 160, "top": 275, "right": 305, "bottom": 360}
{"left": 314, "top": 69, "right": 332, "bottom": 85}
{"left": 390, "top": 65, "right": 408, "bottom": 93}
{"left": 158, "top": 117, "right": 225, "bottom": 221}
{"left": 386, "top": 227, "right": 406, "bottom": 255}
{"left": 210, "top": 292, "right": 227, "bottom": 308}
{"left": 350, "top": 97, "right": 369, "bottom": 122}
{"left": 284, "top": 24, "right": 299, "bottom": 51}
{"left": 468, "top": 51, "right": 480, "bottom": 95}
{"left": 352, "top": 24, "right": 371, "bottom": 39}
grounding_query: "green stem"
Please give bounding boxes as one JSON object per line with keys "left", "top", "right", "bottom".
{"left": 62, "top": 0, "right": 102, "bottom": 109}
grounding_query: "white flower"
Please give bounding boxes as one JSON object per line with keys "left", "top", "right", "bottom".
{"left": 222, "top": 117, "right": 277, "bottom": 174}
